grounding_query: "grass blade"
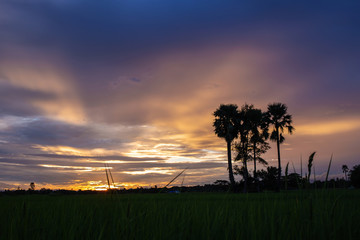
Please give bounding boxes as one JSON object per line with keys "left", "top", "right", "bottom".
{"left": 292, "top": 161, "right": 302, "bottom": 189}
{"left": 104, "top": 164, "right": 111, "bottom": 190}
{"left": 162, "top": 167, "right": 188, "bottom": 191}
{"left": 285, "top": 162, "right": 289, "bottom": 190}
{"left": 300, "top": 154, "right": 303, "bottom": 178}
{"left": 106, "top": 163, "right": 116, "bottom": 188}
{"left": 324, "top": 154, "right": 333, "bottom": 189}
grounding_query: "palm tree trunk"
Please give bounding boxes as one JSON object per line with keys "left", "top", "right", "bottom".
{"left": 227, "top": 140, "right": 235, "bottom": 190}
{"left": 253, "top": 142, "right": 259, "bottom": 192}
{"left": 276, "top": 128, "right": 281, "bottom": 191}
{"left": 243, "top": 142, "right": 248, "bottom": 193}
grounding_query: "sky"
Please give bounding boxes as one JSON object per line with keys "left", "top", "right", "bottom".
{"left": 0, "top": 0, "right": 359, "bottom": 190}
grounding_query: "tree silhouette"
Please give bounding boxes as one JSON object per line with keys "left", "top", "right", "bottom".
{"left": 213, "top": 104, "right": 239, "bottom": 189}
{"left": 247, "top": 107, "right": 270, "bottom": 192}
{"left": 234, "top": 142, "right": 250, "bottom": 192}
{"left": 266, "top": 103, "right": 294, "bottom": 191}
{"left": 257, "top": 166, "right": 279, "bottom": 190}
{"left": 350, "top": 164, "right": 360, "bottom": 188}
{"left": 342, "top": 164, "right": 349, "bottom": 181}
{"left": 234, "top": 104, "right": 253, "bottom": 193}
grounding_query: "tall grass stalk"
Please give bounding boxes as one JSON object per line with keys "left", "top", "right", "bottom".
{"left": 292, "top": 162, "right": 302, "bottom": 190}
{"left": 300, "top": 154, "right": 303, "bottom": 179}
{"left": 313, "top": 165, "right": 316, "bottom": 182}
{"left": 324, "top": 154, "right": 333, "bottom": 189}
{"left": 161, "top": 167, "right": 188, "bottom": 191}
{"left": 285, "top": 162, "right": 289, "bottom": 191}
{"left": 106, "top": 163, "right": 116, "bottom": 188}
{"left": 104, "top": 164, "right": 111, "bottom": 189}
{"left": 307, "top": 152, "right": 316, "bottom": 188}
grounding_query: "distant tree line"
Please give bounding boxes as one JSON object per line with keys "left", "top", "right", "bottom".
{"left": 2, "top": 163, "right": 360, "bottom": 195}
{"left": 2, "top": 164, "right": 360, "bottom": 196}
{"left": 217, "top": 163, "right": 360, "bottom": 191}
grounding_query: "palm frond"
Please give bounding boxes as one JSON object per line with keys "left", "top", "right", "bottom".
{"left": 257, "top": 157, "right": 268, "bottom": 165}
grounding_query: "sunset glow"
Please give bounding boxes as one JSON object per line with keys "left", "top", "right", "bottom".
{"left": 0, "top": 0, "right": 359, "bottom": 190}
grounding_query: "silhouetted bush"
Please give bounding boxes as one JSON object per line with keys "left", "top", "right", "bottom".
{"left": 350, "top": 164, "right": 360, "bottom": 188}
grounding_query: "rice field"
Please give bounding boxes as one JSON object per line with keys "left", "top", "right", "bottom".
{"left": 1, "top": 189, "right": 360, "bottom": 240}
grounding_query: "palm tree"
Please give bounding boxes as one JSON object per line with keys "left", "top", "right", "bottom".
{"left": 342, "top": 165, "right": 349, "bottom": 181}
{"left": 213, "top": 104, "right": 239, "bottom": 189}
{"left": 30, "top": 182, "right": 35, "bottom": 191}
{"left": 247, "top": 107, "right": 270, "bottom": 192}
{"left": 266, "top": 103, "right": 294, "bottom": 191}
{"left": 234, "top": 141, "right": 250, "bottom": 192}
{"left": 234, "top": 104, "right": 253, "bottom": 193}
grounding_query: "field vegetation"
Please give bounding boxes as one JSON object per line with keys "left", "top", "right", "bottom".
{"left": 1, "top": 190, "right": 360, "bottom": 239}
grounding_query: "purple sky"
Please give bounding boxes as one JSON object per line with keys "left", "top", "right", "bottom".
{"left": 0, "top": 0, "right": 359, "bottom": 190}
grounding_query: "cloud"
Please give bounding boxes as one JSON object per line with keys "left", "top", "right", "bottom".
{"left": 130, "top": 77, "right": 141, "bottom": 83}
{"left": 0, "top": 114, "right": 227, "bottom": 189}
{"left": 0, "top": 62, "right": 85, "bottom": 123}
{"left": 0, "top": 80, "right": 52, "bottom": 117}
{"left": 296, "top": 119, "right": 360, "bottom": 136}
{"left": 0, "top": 0, "right": 359, "bottom": 189}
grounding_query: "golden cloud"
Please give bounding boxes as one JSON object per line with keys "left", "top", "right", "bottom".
{"left": 296, "top": 118, "right": 360, "bottom": 135}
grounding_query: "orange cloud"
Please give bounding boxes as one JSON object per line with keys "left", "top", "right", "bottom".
{"left": 0, "top": 63, "right": 85, "bottom": 124}
{"left": 296, "top": 118, "right": 360, "bottom": 135}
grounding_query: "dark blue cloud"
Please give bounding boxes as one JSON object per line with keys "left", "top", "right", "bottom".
{"left": 2, "top": 1, "right": 358, "bottom": 63}
{"left": 1, "top": 0, "right": 359, "bottom": 91}
{"left": 0, "top": 81, "right": 54, "bottom": 117}
{"left": 130, "top": 77, "right": 141, "bottom": 83}
{"left": 0, "top": 117, "right": 124, "bottom": 149}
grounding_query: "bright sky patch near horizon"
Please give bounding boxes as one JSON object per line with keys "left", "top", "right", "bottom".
{"left": 0, "top": 0, "right": 359, "bottom": 190}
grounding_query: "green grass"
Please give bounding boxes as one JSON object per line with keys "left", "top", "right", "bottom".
{"left": 1, "top": 190, "right": 360, "bottom": 240}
